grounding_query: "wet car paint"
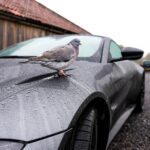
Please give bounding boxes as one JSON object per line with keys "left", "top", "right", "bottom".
{"left": 0, "top": 35, "right": 144, "bottom": 149}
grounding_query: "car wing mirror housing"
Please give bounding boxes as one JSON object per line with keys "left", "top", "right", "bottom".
{"left": 121, "top": 47, "right": 144, "bottom": 60}
{"left": 110, "top": 57, "right": 123, "bottom": 62}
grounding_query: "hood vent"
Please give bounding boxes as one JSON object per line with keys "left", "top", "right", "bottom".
{"left": 16, "top": 72, "right": 58, "bottom": 85}
{"left": 16, "top": 68, "right": 74, "bottom": 85}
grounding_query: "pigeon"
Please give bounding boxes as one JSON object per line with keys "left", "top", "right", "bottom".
{"left": 24, "top": 38, "right": 81, "bottom": 76}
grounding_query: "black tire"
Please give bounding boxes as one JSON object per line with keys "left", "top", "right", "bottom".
{"left": 70, "top": 108, "right": 98, "bottom": 150}
{"left": 135, "top": 77, "right": 145, "bottom": 112}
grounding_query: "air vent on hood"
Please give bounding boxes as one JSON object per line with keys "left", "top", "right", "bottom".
{"left": 16, "top": 68, "right": 74, "bottom": 85}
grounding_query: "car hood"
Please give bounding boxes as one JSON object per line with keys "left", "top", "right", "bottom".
{"left": 0, "top": 59, "right": 108, "bottom": 141}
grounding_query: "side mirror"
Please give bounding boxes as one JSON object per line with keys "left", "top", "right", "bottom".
{"left": 121, "top": 47, "right": 144, "bottom": 60}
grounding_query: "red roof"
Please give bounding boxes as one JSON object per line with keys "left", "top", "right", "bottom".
{"left": 0, "top": 0, "right": 89, "bottom": 34}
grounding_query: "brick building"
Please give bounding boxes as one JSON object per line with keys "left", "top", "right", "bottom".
{"left": 0, "top": 0, "right": 90, "bottom": 50}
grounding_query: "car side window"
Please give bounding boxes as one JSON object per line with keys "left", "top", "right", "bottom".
{"left": 110, "top": 41, "right": 122, "bottom": 59}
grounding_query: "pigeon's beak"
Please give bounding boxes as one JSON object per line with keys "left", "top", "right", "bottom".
{"left": 79, "top": 42, "right": 81, "bottom": 45}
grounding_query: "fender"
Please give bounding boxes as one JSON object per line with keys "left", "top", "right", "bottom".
{"left": 59, "top": 91, "right": 112, "bottom": 150}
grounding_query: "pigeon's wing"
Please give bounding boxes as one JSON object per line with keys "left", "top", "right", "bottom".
{"left": 42, "top": 44, "right": 75, "bottom": 62}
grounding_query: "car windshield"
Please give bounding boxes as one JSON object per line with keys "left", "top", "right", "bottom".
{"left": 0, "top": 35, "right": 103, "bottom": 61}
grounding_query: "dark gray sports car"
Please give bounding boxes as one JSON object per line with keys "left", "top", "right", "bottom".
{"left": 0, "top": 35, "right": 144, "bottom": 150}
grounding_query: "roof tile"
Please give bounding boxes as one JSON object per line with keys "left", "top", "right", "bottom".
{"left": 0, "top": 0, "right": 89, "bottom": 33}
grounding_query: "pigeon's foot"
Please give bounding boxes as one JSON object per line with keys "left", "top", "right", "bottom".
{"left": 58, "top": 70, "right": 66, "bottom": 76}
{"left": 58, "top": 70, "right": 71, "bottom": 77}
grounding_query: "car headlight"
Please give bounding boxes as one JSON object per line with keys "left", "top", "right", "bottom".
{"left": 0, "top": 141, "right": 24, "bottom": 150}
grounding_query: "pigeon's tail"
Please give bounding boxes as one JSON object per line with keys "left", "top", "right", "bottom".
{"left": 19, "top": 56, "right": 46, "bottom": 63}
{"left": 28, "top": 56, "right": 44, "bottom": 61}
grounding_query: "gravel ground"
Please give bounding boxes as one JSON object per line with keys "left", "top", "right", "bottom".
{"left": 108, "top": 72, "right": 150, "bottom": 150}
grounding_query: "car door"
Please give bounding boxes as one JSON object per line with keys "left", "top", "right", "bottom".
{"left": 107, "top": 40, "right": 132, "bottom": 126}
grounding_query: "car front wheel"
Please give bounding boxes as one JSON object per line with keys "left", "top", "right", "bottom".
{"left": 69, "top": 108, "right": 98, "bottom": 150}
